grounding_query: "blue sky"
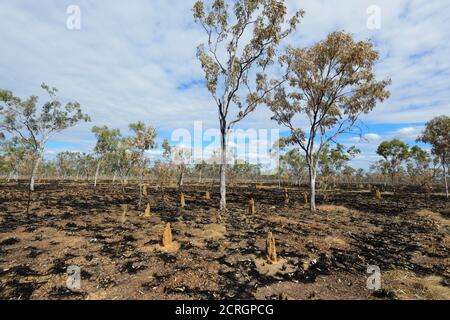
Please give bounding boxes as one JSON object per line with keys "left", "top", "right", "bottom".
{"left": 0, "top": 0, "right": 449, "bottom": 170}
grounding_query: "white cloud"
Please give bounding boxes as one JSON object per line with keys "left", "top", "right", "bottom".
{"left": 392, "top": 126, "right": 424, "bottom": 141}
{"left": 364, "top": 133, "right": 382, "bottom": 142}
{"left": 1, "top": 0, "right": 449, "bottom": 170}
{"left": 145, "top": 149, "right": 163, "bottom": 156}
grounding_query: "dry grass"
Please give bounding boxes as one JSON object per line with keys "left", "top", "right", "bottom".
{"left": 318, "top": 204, "right": 352, "bottom": 213}
{"left": 416, "top": 209, "right": 450, "bottom": 228}
{"left": 323, "top": 236, "right": 350, "bottom": 250}
{"left": 384, "top": 270, "right": 450, "bottom": 300}
{"left": 266, "top": 216, "right": 300, "bottom": 226}
{"left": 191, "top": 223, "right": 227, "bottom": 241}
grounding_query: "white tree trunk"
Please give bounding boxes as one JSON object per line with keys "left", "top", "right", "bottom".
{"left": 30, "top": 156, "right": 42, "bottom": 192}
{"left": 219, "top": 129, "right": 227, "bottom": 211}
{"left": 94, "top": 162, "right": 101, "bottom": 187}
{"left": 309, "top": 164, "right": 317, "bottom": 212}
{"left": 178, "top": 164, "right": 185, "bottom": 187}
{"left": 443, "top": 163, "right": 449, "bottom": 200}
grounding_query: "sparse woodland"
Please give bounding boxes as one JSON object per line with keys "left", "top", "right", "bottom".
{"left": 0, "top": 0, "right": 449, "bottom": 301}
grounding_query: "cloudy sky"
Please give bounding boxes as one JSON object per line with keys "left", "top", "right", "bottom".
{"left": 0, "top": 0, "right": 449, "bottom": 169}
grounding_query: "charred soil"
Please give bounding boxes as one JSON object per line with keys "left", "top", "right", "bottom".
{"left": 0, "top": 182, "right": 449, "bottom": 300}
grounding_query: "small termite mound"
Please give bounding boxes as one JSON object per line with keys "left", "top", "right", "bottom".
{"left": 303, "top": 193, "right": 308, "bottom": 205}
{"left": 284, "top": 188, "right": 289, "bottom": 205}
{"left": 375, "top": 188, "right": 382, "bottom": 200}
{"left": 162, "top": 223, "right": 173, "bottom": 247}
{"left": 120, "top": 204, "right": 128, "bottom": 225}
{"left": 144, "top": 203, "right": 151, "bottom": 217}
{"left": 249, "top": 198, "right": 256, "bottom": 214}
{"left": 153, "top": 223, "right": 180, "bottom": 253}
{"left": 180, "top": 193, "right": 186, "bottom": 208}
{"left": 205, "top": 191, "right": 211, "bottom": 201}
{"left": 266, "top": 232, "right": 278, "bottom": 264}
{"left": 254, "top": 232, "right": 292, "bottom": 276}
{"left": 142, "top": 184, "right": 148, "bottom": 196}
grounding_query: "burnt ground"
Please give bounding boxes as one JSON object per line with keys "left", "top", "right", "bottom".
{"left": 0, "top": 181, "right": 449, "bottom": 300}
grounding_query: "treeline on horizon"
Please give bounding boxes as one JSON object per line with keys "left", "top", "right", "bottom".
{"left": 1, "top": 0, "right": 449, "bottom": 212}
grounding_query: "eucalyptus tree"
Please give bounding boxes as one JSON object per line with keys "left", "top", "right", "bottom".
{"left": 128, "top": 122, "right": 157, "bottom": 206}
{"left": 280, "top": 148, "right": 307, "bottom": 187}
{"left": 406, "top": 145, "right": 434, "bottom": 191}
{"left": 268, "top": 31, "right": 390, "bottom": 211}
{"left": 193, "top": 0, "right": 304, "bottom": 211}
{"left": 172, "top": 146, "right": 193, "bottom": 188}
{"left": 317, "top": 144, "right": 360, "bottom": 193}
{"left": 91, "top": 126, "right": 121, "bottom": 187}
{"left": 195, "top": 160, "right": 208, "bottom": 183}
{"left": 376, "top": 139, "right": 410, "bottom": 192}
{"left": 418, "top": 115, "right": 450, "bottom": 199}
{"left": 0, "top": 137, "right": 28, "bottom": 182}
{"left": 128, "top": 122, "right": 157, "bottom": 178}
{"left": 0, "top": 83, "right": 90, "bottom": 192}
{"left": 342, "top": 166, "right": 356, "bottom": 186}
{"left": 55, "top": 151, "right": 81, "bottom": 180}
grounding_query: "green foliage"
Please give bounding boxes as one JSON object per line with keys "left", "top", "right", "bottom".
{"left": 319, "top": 144, "right": 361, "bottom": 174}
{"left": 269, "top": 31, "right": 391, "bottom": 163}
{"left": 377, "top": 139, "right": 409, "bottom": 162}
{"left": 375, "top": 139, "right": 410, "bottom": 188}
{"left": 418, "top": 115, "right": 450, "bottom": 197}
{"left": 92, "top": 126, "right": 121, "bottom": 156}
{"left": 418, "top": 115, "right": 449, "bottom": 164}
{"left": 162, "top": 138, "right": 172, "bottom": 160}
{"left": 279, "top": 148, "right": 307, "bottom": 184}
{"left": 0, "top": 83, "right": 90, "bottom": 152}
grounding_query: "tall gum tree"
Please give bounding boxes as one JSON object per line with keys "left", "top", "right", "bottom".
{"left": 418, "top": 115, "right": 450, "bottom": 199}
{"left": 91, "top": 126, "right": 121, "bottom": 187}
{"left": 193, "top": 0, "right": 304, "bottom": 211}
{"left": 0, "top": 83, "right": 90, "bottom": 192}
{"left": 128, "top": 122, "right": 157, "bottom": 207}
{"left": 375, "top": 139, "right": 410, "bottom": 193}
{"left": 268, "top": 31, "right": 391, "bottom": 211}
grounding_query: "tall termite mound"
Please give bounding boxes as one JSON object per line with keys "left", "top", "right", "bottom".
{"left": 284, "top": 188, "right": 289, "bottom": 205}
{"left": 120, "top": 204, "right": 128, "bottom": 224}
{"left": 303, "top": 193, "right": 308, "bottom": 205}
{"left": 249, "top": 198, "right": 256, "bottom": 214}
{"left": 375, "top": 188, "right": 382, "bottom": 200}
{"left": 180, "top": 193, "right": 186, "bottom": 208}
{"left": 142, "top": 184, "right": 148, "bottom": 196}
{"left": 162, "top": 223, "right": 173, "bottom": 248}
{"left": 144, "top": 203, "right": 151, "bottom": 217}
{"left": 266, "top": 232, "right": 278, "bottom": 264}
